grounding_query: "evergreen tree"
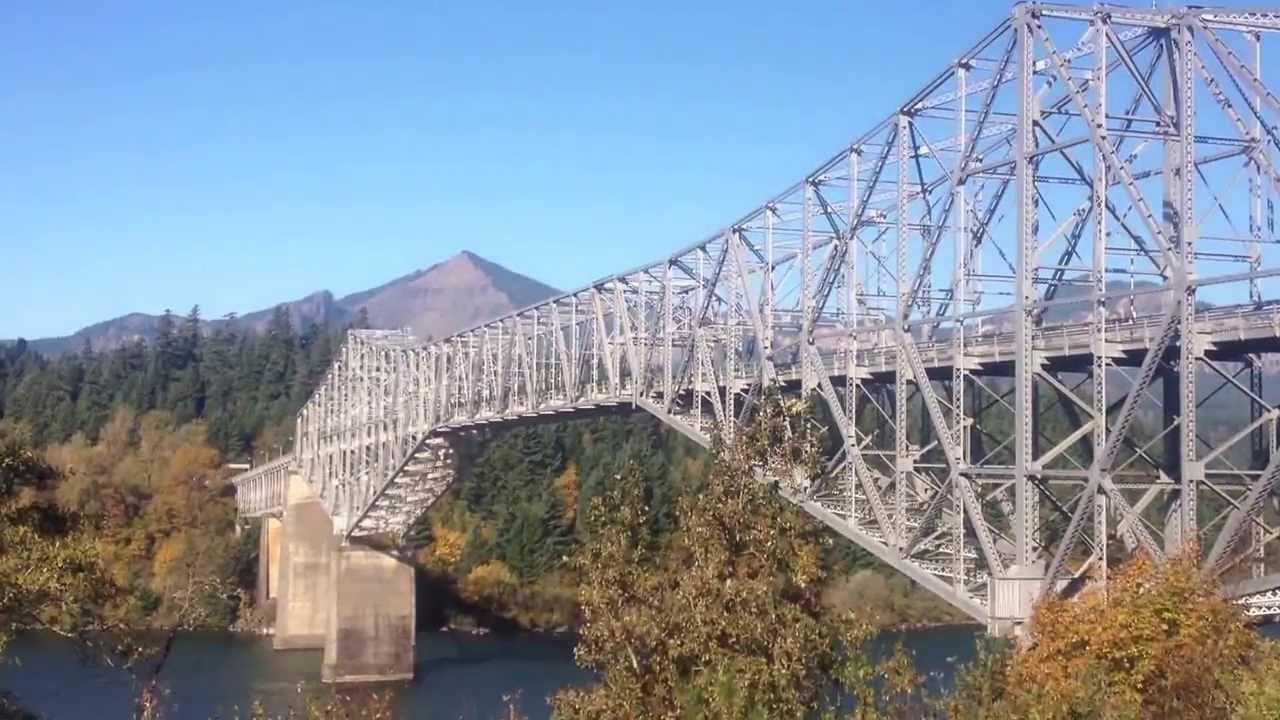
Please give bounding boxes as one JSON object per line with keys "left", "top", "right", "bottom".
{"left": 169, "top": 306, "right": 205, "bottom": 423}
{"left": 146, "top": 309, "right": 178, "bottom": 408}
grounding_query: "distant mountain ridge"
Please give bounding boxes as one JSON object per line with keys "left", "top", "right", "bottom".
{"left": 7, "top": 251, "right": 560, "bottom": 356}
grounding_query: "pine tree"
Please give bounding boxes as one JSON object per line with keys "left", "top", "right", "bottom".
{"left": 168, "top": 306, "right": 205, "bottom": 423}
{"left": 146, "top": 309, "right": 178, "bottom": 408}
{"left": 74, "top": 355, "right": 112, "bottom": 438}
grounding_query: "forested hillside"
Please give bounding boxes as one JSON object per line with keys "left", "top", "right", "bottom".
{"left": 409, "top": 415, "right": 712, "bottom": 630}
{"left": 407, "top": 409, "right": 963, "bottom": 631}
{"left": 0, "top": 305, "right": 352, "bottom": 459}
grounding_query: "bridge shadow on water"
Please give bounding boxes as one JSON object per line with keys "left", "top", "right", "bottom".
{"left": 415, "top": 567, "right": 529, "bottom": 638}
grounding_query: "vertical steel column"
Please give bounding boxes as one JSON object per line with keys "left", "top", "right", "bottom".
{"left": 1013, "top": 6, "right": 1038, "bottom": 570}
{"left": 1249, "top": 33, "right": 1267, "bottom": 540}
{"left": 896, "top": 112, "right": 911, "bottom": 542}
{"left": 694, "top": 252, "right": 705, "bottom": 431}
{"left": 1096, "top": 493, "right": 1108, "bottom": 593}
{"left": 802, "top": 183, "right": 816, "bottom": 395}
{"left": 764, "top": 205, "right": 775, "bottom": 362}
{"left": 952, "top": 60, "right": 968, "bottom": 468}
{"left": 663, "top": 263, "right": 674, "bottom": 408}
{"left": 953, "top": 60, "right": 969, "bottom": 590}
{"left": 724, "top": 236, "right": 739, "bottom": 439}
{"left": 1250, "top": 32, "right": 1263, "bottom": 306}
{"left": 532, "top": 310, "right": 541, "bottom": 406}
{"left": 1092, "top": 10, "right": 1109, "bottom": 589}
{"left": 340, "top": 339, "right": 352, "bottom": 516}
{"left": 1176, "top": 17, "right": 1200, "bottom": 548}
{"left": 373, "top": 347, "right": 384, "bottom": 494}
{"left": 638, "top": 277, "right": 650, "bottom": 397}
{"left": 572, "top": 296, "right": 582, "bottom": 400}
{"left": 847, "top": 149, "right": 860, "bottom": 524}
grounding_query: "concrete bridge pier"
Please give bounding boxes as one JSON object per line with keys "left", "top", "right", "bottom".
{"left": 322, "top": 545, "right": 416, "bottom": 683}
{"left": 270, "top": 474, "right": 416, "bottom": 682}
{"left": 274, "top": 475, "right": 333, "bottom": 650}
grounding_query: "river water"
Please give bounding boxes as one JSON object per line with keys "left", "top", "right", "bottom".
{"left": 0, "top": 625, "right": 982, "bottom": 719}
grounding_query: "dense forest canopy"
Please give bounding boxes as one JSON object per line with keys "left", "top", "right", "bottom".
{"left": 0, "top": 305, "right": 367, "bottom": 459}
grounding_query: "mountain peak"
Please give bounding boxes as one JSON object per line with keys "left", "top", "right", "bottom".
{"left": 436, "top": 250, "right": 505, "bottom": 277}
{"left": 14, "top": 252, "right": 560, "bottom": 356}
{"left": 430, "top": 250, "right": 490, "bottom": 277}
{"left": 335, "top": 251, "right": 559, "bottom": 340}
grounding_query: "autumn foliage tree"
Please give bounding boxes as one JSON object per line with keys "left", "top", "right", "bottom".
{"left": 944, "top": 554, "right": 1280, "bottom": 720}
{"left": 0, "top": 429, "right": 127, "bottom": 655}
{"left": 553, "top": 389, "right": 923, "bottom": 720}
{"left": 44, "top": 407, "right": 240, "bottom": 628}
{"left": 1, "top": 410, "right": 250, "bottom": 719}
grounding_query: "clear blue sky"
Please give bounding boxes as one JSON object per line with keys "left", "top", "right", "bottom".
{"left": 0, "top": 0, "right": 1217, "bottom": 338}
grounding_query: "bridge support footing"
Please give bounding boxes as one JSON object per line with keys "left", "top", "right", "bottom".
{"left": 987, "top": 562, "right": 1043, "bottom": 637}
{"left": 274, "top": 475, "right": 333, "bottom": 650}
{"left": 321, "top": 545, "right": 416, "bottom": 683}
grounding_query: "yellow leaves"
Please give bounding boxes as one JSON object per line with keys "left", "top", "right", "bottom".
{"left": 418, "top": 524, "right": 466, "bottom": 571}
{"left": 994, "top": 553, "right": 1266, "bottom": 720}
{"left": 553, "top": 462, "right": 579, "bottom": 527}
{"left": 150, "top": 532, "right": 191, "bottom": 594}
{"left": 97, "top": 406, "right": 137, "bottom": 461}
{"left": 0, "top": 496, "right": 125, "bottom": 655}
{"left": 22, "top": 408, "right": 239, "bottom": 630}
{"left": 163, "top": 443, "right": 221, "bottom": 488}
{"left": 460, "top": 560, "right": 517, "bottom": 605}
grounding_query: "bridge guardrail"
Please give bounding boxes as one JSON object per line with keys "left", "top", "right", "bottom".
{"left": 230, "top": 455, "right": 293, "bottom": 518}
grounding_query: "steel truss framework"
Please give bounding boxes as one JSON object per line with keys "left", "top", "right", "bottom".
{"left": 233, "top": 3, "right": 1280, "bottom": 624}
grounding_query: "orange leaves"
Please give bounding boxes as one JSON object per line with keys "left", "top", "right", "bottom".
{"left": 163, "top": 444, "right": 221, "bottom": 488}
{"left": 419, "top": 524, "right": 466, "bottom": 571}
{"left": 28, "top": 408, "right": 240, "bottom": 629}
{"left": 460, "top": 560, "right": 518, "bottom": 606}
{"left": 997, "top": 554, "right": 1265, "bottom": 719}
{"left": 553, "top": 462, "right": 580, "bottom": 528}
{"left": 150, "top": 533, "right": 190, "bottom": 592}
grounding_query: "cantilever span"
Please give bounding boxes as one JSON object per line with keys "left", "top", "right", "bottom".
{"left": 235, "top": 3, "right": 1280, "bottom": 629}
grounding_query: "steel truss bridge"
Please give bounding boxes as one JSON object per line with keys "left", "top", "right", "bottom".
{"left": 234, "top": 3, "right": 1280, "bottom": 625}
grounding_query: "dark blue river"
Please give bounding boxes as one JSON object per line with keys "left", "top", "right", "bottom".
{"left": 0, "top": 626, "right": 984, "bottom": 719}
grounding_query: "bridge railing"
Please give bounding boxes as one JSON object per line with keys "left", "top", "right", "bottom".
{"left": 230, "top": 456, "right": 292, "bottom": 518}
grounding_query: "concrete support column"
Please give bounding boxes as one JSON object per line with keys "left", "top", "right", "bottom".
{"left": 255, "top": 516, "right": 283, "bottom": 609}
{"left": 322, "top": 545, "right": 416, "bottom": 683}
{"left": 274, "top": 475, "right": 333, "bottom": 650}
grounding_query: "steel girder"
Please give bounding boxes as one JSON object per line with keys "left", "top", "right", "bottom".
{"left": 230, "top": 3, "right": 1280, "bottom": 625}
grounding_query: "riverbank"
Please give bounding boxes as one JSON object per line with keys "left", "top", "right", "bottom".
{"left": 414, "top": 563, "right": 969, "bottom": 637}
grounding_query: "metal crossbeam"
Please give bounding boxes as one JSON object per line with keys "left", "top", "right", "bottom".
{"left": 233, "top": 3, "right": 1280, "bottom": 627}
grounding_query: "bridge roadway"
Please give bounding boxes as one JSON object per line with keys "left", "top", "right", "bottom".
{"left": 230, "top": 4, "right": 1280, "bottom": 676}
